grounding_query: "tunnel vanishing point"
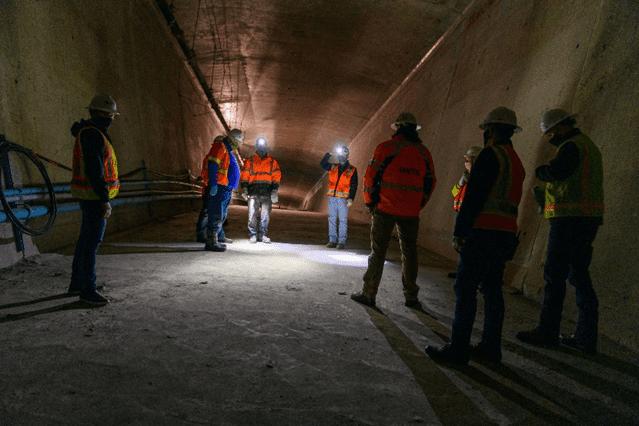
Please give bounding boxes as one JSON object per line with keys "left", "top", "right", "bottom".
{"left": 1, "top": 0, "right": 639, "bottom": 424}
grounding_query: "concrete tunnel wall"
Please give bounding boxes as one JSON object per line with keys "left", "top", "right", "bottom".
{"left": 0, "top": 0, "right": 225, "bottom": 260}
{"left": 307, "top": 0, "right": 639, "bottom": 349}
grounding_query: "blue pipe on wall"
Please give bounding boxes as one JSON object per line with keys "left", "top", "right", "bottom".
{"left": 0, "top": 193, "right": 200, "bottom": 224}
{"left": 2, "top": 180, "right": 202, "bottom": 197}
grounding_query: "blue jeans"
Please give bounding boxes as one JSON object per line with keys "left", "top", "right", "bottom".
{"left": 450, "top": 229, "right": 517, "bottom": 356}
{"left": 328, "top": 197, "right": 349, "bottom": 244}
{"left": 207, "top": 185, "right": 232, "bottom": 240}
{"left": 70, "top": 200, "right": 107, "bottom": 296}
{"left": 248, "top": 195, "right": 272, "bottom": 237}
{"left": 539, "top": 218, "right": 600, "bottom": 344}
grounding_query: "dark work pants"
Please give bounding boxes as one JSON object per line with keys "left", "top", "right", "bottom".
{"left": 196, "top": 190, "right": 209, "bottom": 242}
{"left": 451, "top": 229, "right": 515, "bottom": 355}
{"left": 539, "top": 218, "right": 600, "bottom": 345}
{"left": 70, "top": 200, "right": 107, "bottom": 296}
{"left": 248, "top": 194, "right": 272, "bottom": 237}
{"left": 206, "top": 185, "right": 232, "bottom": 240}
{"left": 362, "top": 212, "right": 420, "bottom": 301}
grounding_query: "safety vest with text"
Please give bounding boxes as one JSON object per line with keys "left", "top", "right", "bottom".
{"left": 363, "top": 135, "right": 436, "bottom": 217}
{"left": 473, "top": 144, "right": 525, "bottom": 233}
{"left": 544, "top": 133, "right": 604, "bottom": 219}
{"left": 71, "top": 126, "right": 120, "bottom": 200}
{"left": 327, "top": 164, "right": 356, "bottom": 198}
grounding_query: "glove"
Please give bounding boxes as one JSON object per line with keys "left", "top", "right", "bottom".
{"left": 271, "top": 191, "right": 279, "bottom": 204}
{"left": 241, "top": 190, "right": 248, "bottom": 202}
{"left": 452, "top": 236, "right": 466, "bottom": 253}
{"left": 347, "top": 199, "right": 353, "bottom": 208}
{"left": 209, "top": 184, "right": 218, "bottom": 197}
{"left": 101, "top": 202, "right": 112, "bottom": 219}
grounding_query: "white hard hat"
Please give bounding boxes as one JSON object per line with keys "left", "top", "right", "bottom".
{"left": 479, "top": 107, "right": 521, "bottom": 132}
{"left": 540, "top": 108, "right": 576, "bottom": 133}
{"left": 391, "top": 112, "right": 422, "bottom": 131}
{"left": 465, "top": 146, "right": 483, "bottom": 158}
{"left": 229, "top": 128, "right": 244, "bottom": 144}
{"left": 87, "top": 94, "right": 119, "bottom": 115}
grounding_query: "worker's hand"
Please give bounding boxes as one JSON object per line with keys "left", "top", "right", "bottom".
{"left": 209, "top": 184, "right": 218, "bottom": 197}
{"left": 452, "top": 236, "right": 465, "bottom": 253}
{"left": 347, "top": 199, "right": 353, "bottom": 208}
{"left": 241, "top": 190, "right": 249, "bottom": 202}
{"left": 271, "top": 191, "right": 279, "bottom": 204}
{"left": 101, "top": 202, "right": 112, "bottom": 219}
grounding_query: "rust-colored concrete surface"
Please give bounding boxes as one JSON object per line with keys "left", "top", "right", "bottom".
{"left": 309, "top": 0, "right": 639, "bottom": 349}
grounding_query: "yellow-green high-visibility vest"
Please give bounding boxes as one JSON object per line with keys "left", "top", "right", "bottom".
{"left": 544, "top": 133, "right": 604, "bottom": 219}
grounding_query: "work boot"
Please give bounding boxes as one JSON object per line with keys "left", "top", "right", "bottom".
{"left": 350, "top": 292, "right": 376, "bottom": 307}
{"left": 249, "top": 235, "right": 257, "bottom": 244}
{"left": 404, "top": 299, "right": 422, "bottom": 310}
{"left": 220, "top": 237, "right": 233, "bottom": 244}
{"left": 516, "top": 328, "right": 559, "bottom": 348}
{"left": 336, "top": 243, "right": 345, "bottom": 250}
{"left": 68, "top": 284, "right": 105, "bottom": 296}
{"left": 470, "top": 343, "right": 502, "bottom": 363}
{"left": 79, "top": 291, "right": 109, "bottom": 307}
{"left": 205, "top": 235, "right": 227, "bottom": 252}
{"left": 262, "top": 236, "right": 271, "bottom": 244}
{"left": 425, "top": 344, "right": 469, "bottom": 366}
{"left": 560, "top": 334, "right": 597, "bottom": 355}
{"left": 326, "top": 242, "right": 337, "bottom": 248}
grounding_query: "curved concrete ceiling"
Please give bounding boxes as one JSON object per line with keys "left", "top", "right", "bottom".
{"left": 171, "top": 0, "right": 470, "bottom": 207}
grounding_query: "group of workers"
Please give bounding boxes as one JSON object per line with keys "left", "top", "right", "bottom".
{"left": 68, "top": 94, "right": 604, "bottom": 363}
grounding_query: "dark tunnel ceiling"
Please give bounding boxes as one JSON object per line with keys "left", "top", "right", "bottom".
{"left": 171, "top": 0, "right": 470, "bottom": 206}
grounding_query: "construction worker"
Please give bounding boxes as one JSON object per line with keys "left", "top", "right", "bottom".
{"left": 517, "top": 109, "right": 604, "bottom": 354}
{"left": 351, "top": 112, "right": 436, "bottom": 309}
{"left": 426, "top": 107, "right": 525, "bottom": 365}
{"left": 240, "top": 137, "right": 282, "bottom": 243}
{"left": 448, "top": 146, "right": 482, "bottom": 279}
{"left": 68, "top": 94, "right": 121, "bottom": 306}
{"left": 196, "top": 135, "right": 224, "bottom": 243}
{"left": 204, "top": 128, "right": 244, "bottom": 252}
{"left": 320, "top": 144, "right": 358, "bottom": 249}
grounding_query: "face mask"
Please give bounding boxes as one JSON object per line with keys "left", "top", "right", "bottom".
{"left": 92, "top": 116, "right": 113, "bottom": 129}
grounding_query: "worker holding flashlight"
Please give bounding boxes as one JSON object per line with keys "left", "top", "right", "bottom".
{"left": 320, "top": 144, "right": 358, "bottom": 249}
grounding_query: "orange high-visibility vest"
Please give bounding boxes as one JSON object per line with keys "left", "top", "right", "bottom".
{"left": 364, "top": 135, "right": 436, "bottom": 217}
{"left": 203, "top": 140, "right": 231, "bottom": 187}
{"left": 71, "top": 126, "right": 120, "bottom": 200}
{"left": 452, "top": 183, "right": 467, "bottom": 212}
{"left": 240, "top": 154, "right": 282, "bottom": 186}
{"left": 327, "top": 165, "right": 356, "bottom": 198}
{"left": 473, "top": 144, "right": 525, "bottom": 233}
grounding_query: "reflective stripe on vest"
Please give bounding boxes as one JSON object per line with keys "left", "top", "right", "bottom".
{"left": 205, "top": 141, "right": 231, "bottom": 187}
{"left": 327, "top": 165, "right": 355, "bottom": 198}
{"left": 473, "top": 145, "right": 524, "bottom": 233}
{"left": 544, "top": 133, "right": 604, "bottom": 219}
{"left": 70, "top": 127, "right": 120, "bottom": 200}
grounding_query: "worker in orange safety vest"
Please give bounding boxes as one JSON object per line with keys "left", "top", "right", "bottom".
{"left": 351, "top": 112, "right": 436, "bottom": 309}
{"left": 240, "top": 137, "right": 282, "bottom": 243}
{"left": 320, "top": 144, "right": 358, "bottom": 249}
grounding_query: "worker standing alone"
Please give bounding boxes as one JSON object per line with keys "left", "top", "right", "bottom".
{"left": 320, "top": 145, "right": 358, "bottom": 249}
{"left": 351, "top": 112, "right": 436, "bottom": 309}
{"left": 240, "top": 137, "right": 282, "bottom": 243}
{"left": 68, "top": 94, "right": 121, "bottom": 306}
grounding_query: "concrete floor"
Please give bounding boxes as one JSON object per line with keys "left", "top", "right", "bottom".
{"left": 1, "top": 206, "right": 638, "bottom": 425}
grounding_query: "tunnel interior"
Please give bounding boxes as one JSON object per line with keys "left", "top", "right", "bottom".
{"left": 1, "top": 0, "right": 639, "bottom": 424}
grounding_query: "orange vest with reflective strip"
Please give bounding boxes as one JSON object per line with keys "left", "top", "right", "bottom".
{"left": 364, "top": 136, "right": 436, "bottom": 217}
{"left": 71, "top": 126, "right": 120, "bottom": 200}
{"left": 240, "top": 154, "right": 282, "bottom": 186}
{"left": 452, "top": 183, "right": 467, "bottom": 212}
{"left": 327, "top": 165, "right": 356, "bottom": 198}
{"left": 473, "top": 144, "right": 525, "bottom": 233}
{"left": 203, "top": 141, "right": 231, "bottom": 187}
